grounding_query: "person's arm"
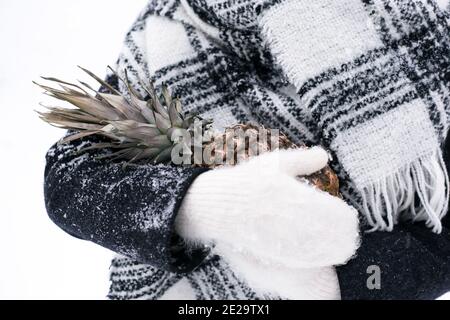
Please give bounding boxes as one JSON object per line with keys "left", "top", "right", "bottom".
{"left": 44, "top": 73, "right": 209, "bottom": 273}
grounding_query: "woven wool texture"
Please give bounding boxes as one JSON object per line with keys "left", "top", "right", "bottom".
{"left": 43, "top": 0, "right": 450, "bottom": 299}
{"left": 115, "top": 0, "right": 450, "bottom": 233}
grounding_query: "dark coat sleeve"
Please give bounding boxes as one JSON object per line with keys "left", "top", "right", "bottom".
{"left": 336, "top": 222, "right": 450, "bottom": 300}
{"left": 43, "top": 76, "right": 209, "bottom": 274}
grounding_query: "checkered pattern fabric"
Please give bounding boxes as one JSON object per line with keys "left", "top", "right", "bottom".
{"left": 104, "top": 0, "right": 450, "bottom": 299}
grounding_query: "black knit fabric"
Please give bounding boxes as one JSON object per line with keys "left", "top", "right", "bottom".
{"left": 336, "top": 219, "right": 450, "bottom": 300}
{"left": 44, "top": 122, "right": 209, "bottom": 273}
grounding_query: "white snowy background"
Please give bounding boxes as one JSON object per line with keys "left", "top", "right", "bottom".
{"left": 0, "top": 0, "right": 147, "bottom": 299}
{"left": 0, "top": 0, "right": 449, "bottom": 300}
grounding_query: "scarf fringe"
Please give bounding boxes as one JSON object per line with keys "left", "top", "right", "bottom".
{"left": 360, "top": 149, "right": 449, "bottom": 234}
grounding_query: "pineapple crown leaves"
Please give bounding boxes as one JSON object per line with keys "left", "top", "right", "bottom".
{"left": 34, "top": 66, "right": 211, "bottom": 166}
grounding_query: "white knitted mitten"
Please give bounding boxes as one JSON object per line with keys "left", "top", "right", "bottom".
{"left": 176, "top": 147, "right": 360, "bottom": 269}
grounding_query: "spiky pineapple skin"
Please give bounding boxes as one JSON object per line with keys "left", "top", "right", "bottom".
{"left": 200, "top": 124, "right": 341, "bottom": 197}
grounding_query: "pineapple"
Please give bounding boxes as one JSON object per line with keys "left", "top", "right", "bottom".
{"left": 35, "top": 67, "right": 340, "bottom": 197}
{"left": 201, "top": 124, "right": 340, "bottom": 197}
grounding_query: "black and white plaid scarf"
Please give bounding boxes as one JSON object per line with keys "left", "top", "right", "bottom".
{"left": 108, "top": 0, "right": 450, "bottom": 299}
